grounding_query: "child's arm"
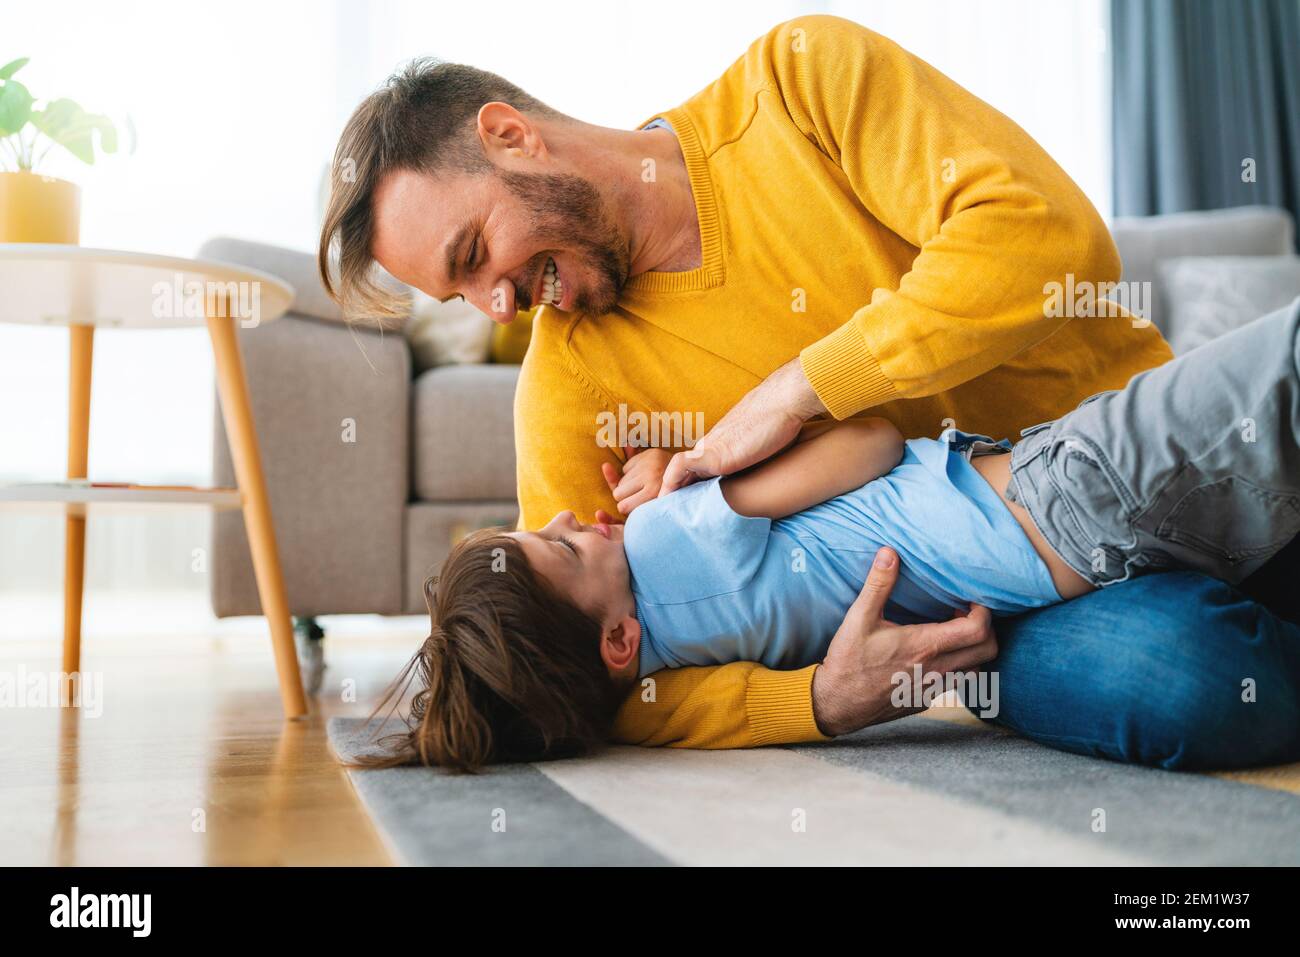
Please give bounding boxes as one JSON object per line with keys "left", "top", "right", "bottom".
{"left": 720, "top": 417, "right": 904, "bottom": 519}
{"left": 601, "top": 419, "right": 904, "bottom": 519}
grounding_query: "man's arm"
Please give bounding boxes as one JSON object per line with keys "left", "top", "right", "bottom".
{"left": 786, "top": 15, "right": 1120, "bottom": 416}
{"left": 664, "top": 15, "right": 1124, "bottom": 493}
{"left": 613, "top": 661, "right": 827, "bottom": 748}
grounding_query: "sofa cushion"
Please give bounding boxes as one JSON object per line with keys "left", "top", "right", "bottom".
{"left": 406, "top": 290, "right": 494, "bottom": 372}
{"left": 212, "top": 313, "right": 410, "bottom": 617}
{"left": 412, "top": 363, "right": 520, "bottom": 501}
{"left": 1110, "top": 206, "right": 1295, "bottom": 340}
{"left": 1158, "top": 255, "right": 1300, "bottom": 354}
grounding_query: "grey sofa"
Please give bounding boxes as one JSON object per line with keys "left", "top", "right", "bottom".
{"left": 202, "top": 205, "right": 1296, "bottom": 622}
{"left": 201, "top": 237, "right": 519, "bottom": 620}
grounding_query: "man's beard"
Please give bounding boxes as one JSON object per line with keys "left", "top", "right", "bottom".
{"left": 499, "top": 169, "right": 630, "bottom": 314}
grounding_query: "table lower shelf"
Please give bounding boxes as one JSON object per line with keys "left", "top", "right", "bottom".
{"left": 0, "top": 482, "right": 242, "bottom": 515}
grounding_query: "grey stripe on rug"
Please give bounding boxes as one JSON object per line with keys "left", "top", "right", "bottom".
{"left": 790, "top": 718, "right": 1300, "bottom": 866}
{"left": 327, "top": 717, "right": 670, "bottom": 866}
{"left": 329, "top": 713, "right": 1299, "bottom": 866}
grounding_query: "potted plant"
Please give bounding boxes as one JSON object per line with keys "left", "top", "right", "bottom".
{"left": 0, "top": 57, "right": 122, "bottom": 243}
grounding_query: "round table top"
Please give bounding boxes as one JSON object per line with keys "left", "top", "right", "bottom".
{"left": 0, "top": 243, "right": 296, "bottom": 329}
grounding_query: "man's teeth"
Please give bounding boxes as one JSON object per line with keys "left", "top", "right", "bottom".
{"left": 542, "top": 256, "right": 564, "bottom": 306}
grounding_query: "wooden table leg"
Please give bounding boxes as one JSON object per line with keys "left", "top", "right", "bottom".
{"left": 62, "top": 323, "right": 94, "bottom": 706}
{"left": 206, "top": 306, "right": 308, "bottom": 719}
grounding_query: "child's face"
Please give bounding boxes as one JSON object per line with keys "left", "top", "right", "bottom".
{"left": 509, "top": 511, "right": 635, "bottom": 628}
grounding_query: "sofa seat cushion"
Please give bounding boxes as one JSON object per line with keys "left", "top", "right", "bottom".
{"left": 412, "top": 363, "right": 520, "bottom": 501}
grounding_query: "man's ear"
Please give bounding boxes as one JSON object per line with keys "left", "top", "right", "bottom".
{"left": 477, "top": 101, "right": 548, "bottom": 165}
{"left": 599, "top": 615, "right": 641, "bottom": 675}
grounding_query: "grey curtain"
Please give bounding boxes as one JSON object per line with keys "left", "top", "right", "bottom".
{"left": 1111, "top": 0, "right": 1300, "bottom": 236}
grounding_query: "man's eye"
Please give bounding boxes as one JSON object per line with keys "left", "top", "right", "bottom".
{"left": 468, "top": 238, "right": 480, "bottom": 270}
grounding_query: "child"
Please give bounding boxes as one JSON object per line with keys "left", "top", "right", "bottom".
{"left": 371, "top": 301, "right": 1300, "bottom": 770}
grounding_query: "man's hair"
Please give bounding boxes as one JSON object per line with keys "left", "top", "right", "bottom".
{"left": 354, "top": 529, "right": 624, "bottom": 772}
{"left": 318, "top": 59, "right": 560, "bottom": 320}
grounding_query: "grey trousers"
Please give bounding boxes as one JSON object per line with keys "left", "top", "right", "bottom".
{"left": 1007, "top": 298, "right": 1300, "bottom": 587}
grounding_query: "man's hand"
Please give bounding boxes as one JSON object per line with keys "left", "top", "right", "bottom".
{"left": 811, "top": 546, "right": 997, "bottom": 737}
{"left": 601, "top": 446, "right": 674, "bottom": 515}
{"left": 660, "top": 357, "right": 827, "bottom": 495}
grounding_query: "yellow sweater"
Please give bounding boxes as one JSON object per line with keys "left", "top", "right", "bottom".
{"left": 514, "top": 15, "right": 1172, "bottom": 749}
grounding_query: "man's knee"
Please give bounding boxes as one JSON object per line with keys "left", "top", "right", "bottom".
{"left": 990, "top": 572, "right": 1300, "bottom": 770}
{"left": 1136, "top": 573, "right": 1300, "bottom": 769}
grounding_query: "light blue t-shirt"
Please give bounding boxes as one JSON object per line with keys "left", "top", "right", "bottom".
{"left": 624, "top": 432, "right": 1061, "bottom": 677}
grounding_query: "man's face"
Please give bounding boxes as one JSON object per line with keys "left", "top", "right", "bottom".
{"left": 371, "top": 165, "right": 630, "bottom": 322}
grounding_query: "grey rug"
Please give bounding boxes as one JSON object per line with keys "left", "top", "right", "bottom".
{"left": 329, "top": 717, "right": 669, "bottom": 866}
{"left": 328, "top": 713, "right": 1300, "bottom": 866}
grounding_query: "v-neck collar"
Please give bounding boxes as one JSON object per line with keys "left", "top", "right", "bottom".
{"left": 625, "top": 106, "right": 726, "bottom": 293}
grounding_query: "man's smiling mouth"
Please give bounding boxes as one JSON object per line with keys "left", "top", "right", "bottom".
{"left": 540, "top": 255, "right": 564, "bottom": 307}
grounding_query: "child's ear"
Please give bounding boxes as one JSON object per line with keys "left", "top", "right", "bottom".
{"left": 600, "top": 615, "right": 641, "bottom": 675}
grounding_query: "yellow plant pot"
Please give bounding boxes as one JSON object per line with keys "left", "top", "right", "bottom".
{"left": 0, "top": 172, "right": 80, "bottom": 243}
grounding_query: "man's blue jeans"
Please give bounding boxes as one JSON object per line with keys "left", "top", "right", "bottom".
{"left": 981, "top": 546, "right": 1300, "bottom": 769}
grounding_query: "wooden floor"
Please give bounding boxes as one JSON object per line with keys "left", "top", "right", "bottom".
{"left": 0, "top": 625, "right": 422, "bottom": 866}
{"left": 4, "top": 618, "right": 1297, "bottom": 867}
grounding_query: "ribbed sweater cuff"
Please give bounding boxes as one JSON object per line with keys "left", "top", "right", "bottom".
{"left": 745, "top": 664, "right": 830, "bottom": 746}
{"left": 800, "top": 321, "right": 898, "bottom": 420}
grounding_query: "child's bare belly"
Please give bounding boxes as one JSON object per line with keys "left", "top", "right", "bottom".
{"left": 969, "top": 453, "right": 1095, "bottom": 601}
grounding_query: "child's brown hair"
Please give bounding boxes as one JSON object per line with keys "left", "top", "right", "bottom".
{"left": 358, "top": 528, "right": 624, "bottom": 771}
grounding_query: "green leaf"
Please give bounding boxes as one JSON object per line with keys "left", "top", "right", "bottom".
{"left": 94, "top": 115, "right": 117, "bottom": 154}
{"left": 30, "top": 99, "right": 119, "bottom": 165}
{"left": 0, "top": 58, "right": 29, "bottom": 80}
{"left": 0, "top": 78, "right": 33, "bottom": 137}
{"left": 30, "top": 97, "right": 81, "bottom": 137}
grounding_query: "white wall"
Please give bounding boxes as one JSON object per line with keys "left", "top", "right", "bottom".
{"left": 0, "top": 0, "right": 1108, "bottom": 623}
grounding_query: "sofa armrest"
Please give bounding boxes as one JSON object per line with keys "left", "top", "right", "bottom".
{"left": 204, "top": 239, "right": 411, "bottom": 618}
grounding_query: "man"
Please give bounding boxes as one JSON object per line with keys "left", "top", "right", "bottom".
{"left": 319, "top": 16, "right": 1300, "bottom": 768}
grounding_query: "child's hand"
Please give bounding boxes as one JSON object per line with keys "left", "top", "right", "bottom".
{"left": 601, "top": 446, "right": 674, "bottom": 515}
